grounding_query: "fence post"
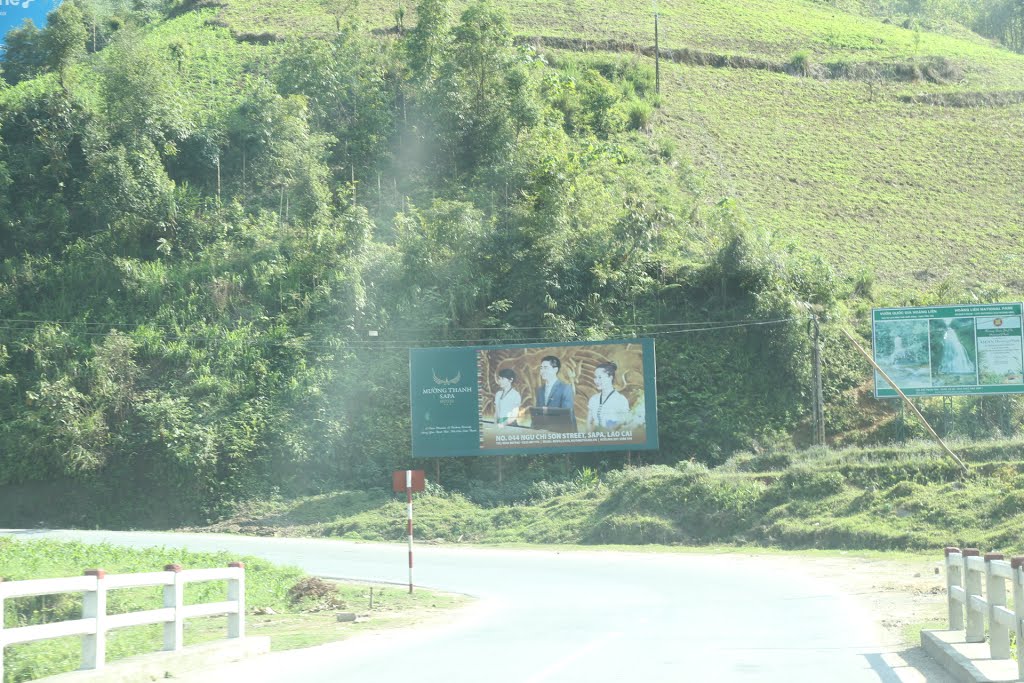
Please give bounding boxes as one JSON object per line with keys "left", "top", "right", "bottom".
{"left": 964, "top": 549, "right": 984, "bottom": 643}
{"left": 946, "top": 546, "right": 963, "bottom": 629}
{"left": 1013, "top": 557, "right": 1024, "bottom": 681}
{"left": 164, "top": 564, "right": 184, "bottom": 651}
{"left": 1, "top": 576, "right": 6, "bottom": 679}
{"left": 228, "top": 563, "right": 245, "bottom": 639}
{"left": 986, "top": 553, "right": 1010, "bottom": 657}
{"left": 81, "top": 570, "right": 107, "bottom": 670}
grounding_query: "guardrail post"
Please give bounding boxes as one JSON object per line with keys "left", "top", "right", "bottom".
{"left": 1, "top": 576, "right": 6, "bottom": 679}
{"left": 1012, "top": 557, "right": 1024, "bottom": 681}
{"left": 946, "top": 547, "right": 964, "bottom": 630}
{"left": 81, "top": 570, "right": 107, "bottom": 670}
{"left": 964, "top": 549, "right": 985, "bottom": 643}
{"left": 986, "top": 553, "right": 1009, "bottom": 657}
{"left": 228, "top": 563, "right": 245, "bottom": 639}
{"left": 163, "top": 564, "right": 184, "bottom": 651}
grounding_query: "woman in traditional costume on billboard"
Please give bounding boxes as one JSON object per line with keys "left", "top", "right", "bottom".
{"left": 587, "top": 362, "right": 630, "bottom": 432}
{"left": 494, "top": 368, "right": 522, "bottom": 426}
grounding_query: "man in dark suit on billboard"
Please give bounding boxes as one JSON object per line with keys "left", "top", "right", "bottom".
{"left": 535, "top": 355, "right": 575, "bottom": 430}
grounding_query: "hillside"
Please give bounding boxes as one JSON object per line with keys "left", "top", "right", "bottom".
{"left": 203, "top": 0, "right": 1024, "bottom": 293}
{"left": 1, "top": 0, "right": 1022, "bottom": 525}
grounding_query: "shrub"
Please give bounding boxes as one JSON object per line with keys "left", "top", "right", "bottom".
{"left": 788, "top": 50, "right": 812, "bottom": 77}
{"left": 626, "top": 99, "right": 654, "bottom": 131}
{"left": 287, "top": 577, "right": 345, "bottom": 611}
{"left": 587, "top": 514, "right": 678, "bottom": 544}
{"left": 775, "top": 467, "right": 846, "bottom": 498}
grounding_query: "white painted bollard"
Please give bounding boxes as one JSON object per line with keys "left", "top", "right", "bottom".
{"left": 1013, "top": 557, "right": 1024, "bottom": 678}
{"left": 963, "top": 549, "right": 985, "bottom": 643}
{"left": 945, "top": 546, "right": 964, "bottom": 629}
{"left": 164, "top": 564, "right": 184, "bottom": 651}
{"left": 985, "top": 553, "right": 1011, "bottom": 658}
{"left": 228, "top": 563, "right": 245, "bottom": 639}
{"left": 81, "top": 570, "right": 107, "bottom": 670}
{"left": 0, "top": 576, "right": 6, "bottom": 676}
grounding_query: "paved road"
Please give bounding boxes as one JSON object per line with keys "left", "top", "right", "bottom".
{"left": 2, "top": 530, "right": 943, "bottom": 682}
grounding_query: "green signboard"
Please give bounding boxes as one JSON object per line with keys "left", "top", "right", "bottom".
{"left": 410, "top": 338, "right": 658, "bottom": 457}
{"left": 872, "top": 303, "right": 1024, "bottom": 398}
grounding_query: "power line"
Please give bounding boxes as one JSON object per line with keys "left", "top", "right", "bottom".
{"left": 0, "top": 315, "right": 808, "bottom": 348}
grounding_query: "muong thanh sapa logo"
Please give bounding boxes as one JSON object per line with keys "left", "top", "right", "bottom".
{"left": 432, "top": 369, "right": 461, "bottom": 386}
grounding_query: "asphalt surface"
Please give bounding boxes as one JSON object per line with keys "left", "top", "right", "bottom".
{"left": 1, "top": 529, "right": 948, "bottom": 682}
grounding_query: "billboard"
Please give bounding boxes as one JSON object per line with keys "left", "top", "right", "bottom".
{"left": 872, "top": 303, "right": 1024, "bottom": 398}
{"left": 1, "top": 0, "right": 62, "bottom": 48}
{"left": 410, "top": 338, "right": 658, "bottom": 457}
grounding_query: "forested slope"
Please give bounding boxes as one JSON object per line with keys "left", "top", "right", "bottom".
{"left": 0, "top": 0, "right": 1020, "bottom": 526}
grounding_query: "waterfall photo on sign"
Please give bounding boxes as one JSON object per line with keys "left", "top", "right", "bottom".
{"left": 929, "top": 317, "right": 978, "bottom": 386}
{"left": 873, "top": 319, "right": 932, "bottom": 390}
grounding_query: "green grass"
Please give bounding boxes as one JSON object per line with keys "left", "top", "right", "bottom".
{"left": 656, "top": 61, "right": 1024, "bottom": 293}
{"left": 198, "top": 440, "right": 1024, "bottom": 555}
{"left": 0, "top": 539, "right": 468, "bottom": 683}
{"left": 213, "top": 0, "right": 1024, "bottom": 88}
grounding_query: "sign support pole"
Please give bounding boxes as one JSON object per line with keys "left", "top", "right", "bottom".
{"left": 406, "top": 469, "right": 414, "bottom": 594}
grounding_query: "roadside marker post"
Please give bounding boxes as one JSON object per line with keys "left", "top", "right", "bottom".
{"left": 392, "top": 470, "right": 425, "bottom": 594}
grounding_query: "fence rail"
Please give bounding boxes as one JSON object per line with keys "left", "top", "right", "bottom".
{"left": 0, "top": 562, "right": 246, "bottom": 679}
{"left": 944, "top": 546, "right": 1024, "bottom": 679}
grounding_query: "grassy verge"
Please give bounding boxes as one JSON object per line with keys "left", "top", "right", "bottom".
{"left": 194, "top": 438, "right": 1024, "bottom": 555}
{"left": 0, "top": 538, "right": 468, "bottom": 683}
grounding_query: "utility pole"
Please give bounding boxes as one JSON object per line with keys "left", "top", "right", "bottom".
{"left": 654, "top": 12, "right": 661, "bottom": 95}
{"left": 811, "top": 311, "right": 825, "bottom": 446}
{"left": 801, "top": 302, "right": 825, "bottom": 447}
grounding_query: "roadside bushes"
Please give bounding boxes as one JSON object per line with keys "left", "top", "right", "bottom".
{"left": 592, "top": 463, "right": 764, "bottom": 543}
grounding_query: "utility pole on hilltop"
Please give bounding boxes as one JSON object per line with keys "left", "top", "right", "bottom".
{"left": 654, "top": 11, "right": 661, "bottom": 95}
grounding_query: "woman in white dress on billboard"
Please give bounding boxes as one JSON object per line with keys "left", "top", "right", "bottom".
{"left": 587, "top": 362, "right": 630, "bottom": 432}
{"left": 494, "top": 368, "right": 522, "bottom": 426}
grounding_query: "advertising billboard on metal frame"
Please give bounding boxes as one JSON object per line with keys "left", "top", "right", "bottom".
{"left": 410, "top": 338, "right": 658, "bottom": 457}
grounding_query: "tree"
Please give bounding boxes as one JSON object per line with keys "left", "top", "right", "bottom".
{"left": 224, "top": 79, "right": 333, "bottom": 224}
{"left": 431, "top": 1, "right": 518, "bottom": 175}
{"left": 276, "top": 31, "right": 395, "bottom": 184}
{"left": 3, "top": 21, "right": 46, "bottom": 84}
{"left": 405, "top": 0, "right": 452, "bottom": 85}
{"left": 43, "top": 1, "right": 88, "bottom": 90}
{"left": 97, "top": 30, "right": 190, "bottom": 148}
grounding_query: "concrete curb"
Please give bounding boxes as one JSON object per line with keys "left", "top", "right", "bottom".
{"left": 35, "top": 637, "right": 271, "bottom": 682}
{"left": 921, "top": 630, "right": 1020, "bottom": 683}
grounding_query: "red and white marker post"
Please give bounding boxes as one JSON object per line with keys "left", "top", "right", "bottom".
{"left": 405, "top": 470, "right": 414, "bottom": 593}
{"left": 392, "top": 469, "right": 425, "bottom": 594}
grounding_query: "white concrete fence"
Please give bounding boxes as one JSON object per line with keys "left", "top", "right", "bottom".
{"left": 944, "top": 546, "right": 1024, "bottom": 679}
{"left": 0, "top": 562, "right": 246, "bottom": 679}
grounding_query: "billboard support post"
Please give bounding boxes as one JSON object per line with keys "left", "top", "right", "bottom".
{"left": 944, "top": 396, "right": 955, "bottom": 436}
